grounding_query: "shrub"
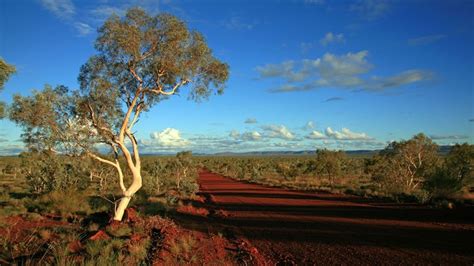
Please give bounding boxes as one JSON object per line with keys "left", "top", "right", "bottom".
{"left": 425, "top": 168, "right": 463, "bottom": 199}
{"left": 19, "top": 152, "right": 91, "bottom": 194}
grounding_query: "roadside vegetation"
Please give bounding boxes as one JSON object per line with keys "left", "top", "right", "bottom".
{"left": 0, "top": 134, "right": 472, "bottom": 263}
{"left": 202, "top": 134, "right": 474, "bottom": 205}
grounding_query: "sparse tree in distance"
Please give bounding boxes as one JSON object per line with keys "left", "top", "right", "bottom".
{"left": 9, "top": 8, "right": 229, "bottom": 221}
{"left": 174, "top": 151, "right": 193, "bottom": 190}
{"left": 0, "top": 58, "right": 16, "bottom": 118}
{"left": 314, "top": 149, "right": 346, "bottom": 188}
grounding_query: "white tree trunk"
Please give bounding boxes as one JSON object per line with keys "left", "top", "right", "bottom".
{"left": 113, "top": 168, "right": 142, "bottom": 221}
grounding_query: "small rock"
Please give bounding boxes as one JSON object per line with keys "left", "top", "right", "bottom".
{"left": 89, "top": 230, "right": 110, "bottom": 241}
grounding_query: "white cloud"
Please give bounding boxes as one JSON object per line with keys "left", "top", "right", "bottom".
{"left": 90, "top": 6, "right": 127, "bottom": 20}
{"left": 229, "top": 130, "right": 240, "bottom": 139}
{"left": 229, "top": 130, "right": 262, "bottom": 141}
{"left": 40, "top": 0, "right": 97, "bottom": 37}
{"left": 150, "top": 128, "right": 190, "bottom": 147}
{"left": 307, "top": 130, "right": 326, "bottom": 139}
{"left": 258, "top": 50, "right": 433, "bottom": 93}
{"left": 320, "top": 32, "right": 345, "bottom": 46}
{"left": 256, "top": 61, "right": 307, "bottom": 82}
{"left": 74, "top": 22, "right": 93, "bottom": 36}
{"left": 325, "top": 127, "right": 372, "bottom": 140}
{"left": 262, "top": 125, "right": 295, "bottom": 140}
{"left": 40, "top": 0, "right": 75, "bottom": 20}
{"left": 311, "top": 50, "right": 371, "bottom": 87}
{"left": 242, "top": 131, "right": 262, "bottom": 141}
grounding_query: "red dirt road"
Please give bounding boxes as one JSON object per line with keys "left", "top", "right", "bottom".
{"left": 178, "top": 170, "right": 474, "bottom": 265}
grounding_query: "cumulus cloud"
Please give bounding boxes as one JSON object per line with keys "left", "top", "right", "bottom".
{"left": 304, "top": 127, "right": 373, "bottom": 141}
{"left": 150, "top": 128, "right": 190, "bottom": 147}
{"left": 310, "top": 50, "right": 372, "bottom": 86}
{"left": 307, "top": 130, "right": 326, "bottom": 139}
{"left": 261, "top": 125, "right": 295, "bottom": 140}
{"left": 350, "top": 0, "right": 391, "bottom": 20}
{"left": 257, "top": 50, "right": 433, "bottom": 93}
{"left": 244, "top": 118, "right": 258, "bottom": 124}
{"left": 408, "top": 34, "right": 446, "bottom": 46}
{"left": 40, "top": 0, "right": 75, "bottom": 19}
{"left": 320, "top": 32, "right": 345, "bottom": 46}
{"left": 325, "top": 127, "right": 373, "bottom": 140}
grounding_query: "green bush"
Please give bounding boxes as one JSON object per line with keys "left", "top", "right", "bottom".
{"left": 19, "top": 152, "right": 91, "bottom": 194}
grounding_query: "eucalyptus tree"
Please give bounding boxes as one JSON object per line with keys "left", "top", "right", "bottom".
{"left": 0, "top": 58, "right": 16, "bottom": 118}
{"left": 10, "top": 8, "right": 228, "bottom": 221}
{"left": 370, "top": 133, "right": 439, "bottom": 193}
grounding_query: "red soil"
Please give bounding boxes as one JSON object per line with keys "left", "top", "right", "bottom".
{"left": 176, "top": 169, "right": 474, "bottom": 265}
{"left": 0, "top": 216, "right": 73, "bottom": 243}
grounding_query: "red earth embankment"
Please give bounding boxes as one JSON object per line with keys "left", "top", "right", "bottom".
{"left": 176, "top": 169, "right": 474, "bottom": 265}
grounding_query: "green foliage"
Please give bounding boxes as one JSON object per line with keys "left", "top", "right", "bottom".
{"left": 85, "top": 239, "right": 126, "bottom": 264}
{"left": 425, "top": 143, "right": 474, "bottom": 199}
{"left": 0, "top": 58, "right": 16, "bottom": 118}
{"left": 25, "top": 190, "right": 94, "bottom": 218}
{"left": 312, "top": 149, "right": 347, "bottom": 187}
{"left": 19, "top": 151, "right": 91, "bottom": 194}
{"left": 369, "top": 133, "right": 440, "bottom": 194}
{"left": 424, "top": 168, "right": 463, "bottom": 199}
{"left": 106, "top": 224, "right": 133, "bottom": 238}
{"left": 443, "top": 143, "right": 474, "bottom": 186}
{"left": 168, "top": 234, "right": 198, "bottom": 263}
{"left": 9, "top": 85, "right": 88, "bottom": 153}
{"left": 141, "top": 154, "right": 199, "bottom": 198}
{"left": 0, "top": 58, "right": 16, "bottom": 90}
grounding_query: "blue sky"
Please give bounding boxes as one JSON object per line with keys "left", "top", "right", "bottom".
{"left": 0, "top": 0, "right": 473, "bottom": 154}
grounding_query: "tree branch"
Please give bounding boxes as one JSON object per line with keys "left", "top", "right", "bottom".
{"left": 146, "top": 79, "right": 189, "bottom": 96}
{"left": 88, "top": 152, "right": 117, "bottom": 168}
{"left": 126, "top": 130, "right": 140, "bottom": 169}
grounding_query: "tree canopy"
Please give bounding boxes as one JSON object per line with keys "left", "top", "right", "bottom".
{"left": 9, "top": 8, "right": 229, "bottom": 221}
{"left": 0, "top": 58, "right": 16, "bottom": 118}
